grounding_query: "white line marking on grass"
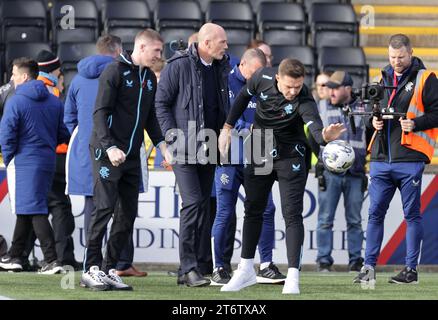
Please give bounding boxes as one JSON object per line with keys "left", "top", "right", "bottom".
{"left": 0, "top": 295, "right": 12, "bottom": 300}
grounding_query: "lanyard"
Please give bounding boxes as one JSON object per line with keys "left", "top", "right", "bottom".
{"left": 387, "top": 71, "right": 398, "bottom": 108}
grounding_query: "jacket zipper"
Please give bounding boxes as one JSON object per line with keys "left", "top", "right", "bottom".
{"left": 126, "top": 68, "right": 146, "bottom": 156}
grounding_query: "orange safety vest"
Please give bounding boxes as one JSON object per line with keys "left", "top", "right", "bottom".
{"left": 401, "top": 70, "right": 438, "bottom": 162}
{"left": 37, "top": 75, "right": 68, "bottom": 154}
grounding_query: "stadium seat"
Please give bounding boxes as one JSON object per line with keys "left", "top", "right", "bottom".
{"left": 51, "top": 0, "right": 99, "bottom": 44}
{"left": 271, "top": 45, "right": 315, "bottom": 87}
{"left": 206, "top": 1, "right": 254, "bottom": 45}
{"left": 163, "top": 40, "right": 187, "bottom": 60}
{"left": 1, "top": 0, "right": 47, "bottom": 43}
{"left": 318, "top": 46, "right": 368, "bottom": 87}
{"left": 155, "top": 1, "right": 202, "bottom": 44}
{"left": 258, "top": 3, "right": 306, "bottom": 46}
{"left": 145, "top": 0, "right": 159, "bottom": 12}
{"left": 198, "top": 0, "right": 237, "bottom": 14}
{"left": 227, "top": 44, "right": 247, "bottom": 61}
{"left": 300, "top": 0, "right": 342, "bottom": 14}
{"left": 248, "top": 0, "right": 284, "bottom": 14}
{"left": 57, "top": 42, "right": 97, "bottom": 89}
{"left": 309, "top": 3, "right": 358, "bottom": 48}
{"left": 103, "top": 0, "right": 151, "bottom": 44}
{"left": 4, "top": 42, "right": 51, "bottom": 80}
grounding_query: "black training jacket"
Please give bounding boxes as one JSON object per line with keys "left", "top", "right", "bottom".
{"left": 90, "top": 52, "right": 164, "bottom": 159}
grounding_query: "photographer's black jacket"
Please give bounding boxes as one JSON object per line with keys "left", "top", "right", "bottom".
{"left": 226, "top": 68, "right": 326, "bottom": 158}
{"left": 90, "top": 52, "right": 164, "bottom": 158}
{"left": 368, "top": 57, "right": 438, "bottom": 163}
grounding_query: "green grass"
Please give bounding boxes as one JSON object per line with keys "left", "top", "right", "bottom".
{"left": 0, "top": 271, "right": 438, "bottom": 300}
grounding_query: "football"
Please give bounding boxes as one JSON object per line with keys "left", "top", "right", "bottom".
{"left": 322, "top": 140, "right": 355, "bottom": 173}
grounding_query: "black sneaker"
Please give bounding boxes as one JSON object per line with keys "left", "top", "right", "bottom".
{"left": 256, "top": 262, "right": 286, "bottom": 284}
{"left": 38, "top": 261, "right": 65, "bottom": 275}
{"left": 389, "top": 266, "right": 418, "bottom": 284}
{"left": 210, "top": 267, "right": 231, "bottom": 286}
{"left": 317, "top": 262, "right": 332, "bottom": 272}
{"left": 349, "top": 258, "right": 364, "bottom": 273}
{"left": 0, "top": 255, "right": 23, "bottom": 272}
{"left": 353, "top": 265, "right": 376, "bottom": 288}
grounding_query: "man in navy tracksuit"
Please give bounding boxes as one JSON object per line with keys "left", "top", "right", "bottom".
{"left": 0, "top": 58, "right": 69, "bottom": 274}
{"left": 355, "top": 34, "right": 438, "bottom": 286}
{"left": 211, "top": 48, "right": 285, "bottom": 285}
{"left": 81, "top": 29, "right": 168, "bottom": 291}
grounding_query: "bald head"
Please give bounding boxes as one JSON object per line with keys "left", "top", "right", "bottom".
{"left": 239, "top": 48, "right": 266, "bottom": 80}
{"left": 197, "top": 23, "right": 228, "bottom": 63}
{"left": 198, "top": 23, "right": 225, "bottom": 42}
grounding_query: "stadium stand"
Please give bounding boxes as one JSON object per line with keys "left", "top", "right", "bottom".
{"left": 51, "top": 0, "right": 99, "bottom": 45}
{"left": 248, "top": 0, "right": 284, "bottom": 14}
{"left": 206, "top": 1, "right": 254, "bottom": 45}
{"left": 258, "top": 2, "right": 306, "bottom": 46}
{"left": 227, "top": 44, "right": 247, "bottom": 62}
{"left": 4, "top": 42, "right": 51, "bottom": 80}
{"left": 155, "top": 0, "right": 203, "bottom": 44}
{"left": 57, "top": 42, "right": 97, "bottom": 89}
{"left": 300, "top": 0, "right": 343, "bottom": 14}
{"left": 1, "top": 0, "right": 47, "bottom": 43}
{"left": 103, "top": 0, "right": 151, "bottom": 44}
{"left": 309, "top": 3, "right": 358, "bottom": 48}
{"left": 318, "top": 46, "right": 368, "bottom": 88}
{"left": 271, "top": 45, "right": 315, "bottom": 87}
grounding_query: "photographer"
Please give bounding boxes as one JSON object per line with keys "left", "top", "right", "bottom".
{"left": 315, "top": 71, "right": 367, "bottom": 273}
{"left": 355, "top": 34, "right": 438, "bottom": 286}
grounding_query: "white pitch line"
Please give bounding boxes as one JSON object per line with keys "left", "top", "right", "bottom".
{"left": 0, "top": 295, "right": 12, "bottom": 300}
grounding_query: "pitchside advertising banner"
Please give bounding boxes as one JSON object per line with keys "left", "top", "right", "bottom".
{"left": 0, "top": 169, "right": 437, "bottom": 265}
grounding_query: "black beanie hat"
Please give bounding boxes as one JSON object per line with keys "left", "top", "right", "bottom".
{"left": 36, "top": 50, "right": 61, "bottom": 73}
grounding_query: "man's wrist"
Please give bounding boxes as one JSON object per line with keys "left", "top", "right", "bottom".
{"left": 223, "top": 123, "right": 233, "bottom": 130}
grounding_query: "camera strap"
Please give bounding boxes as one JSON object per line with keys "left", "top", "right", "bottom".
{"left": 387, "top": 72, "right": 398, "bottom": 108}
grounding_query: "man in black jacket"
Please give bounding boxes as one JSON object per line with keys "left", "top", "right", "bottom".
{"left": 81, "top": 29, "right": 168, "bottom": 291}
{"left": 155, "top": 23, "right": 230, "bottom": 287}
{"left": 218, "top": 59, "right": 345, "bottom": 294}
{"left": 354, "top": 34, "right": 438, "bottom": 287}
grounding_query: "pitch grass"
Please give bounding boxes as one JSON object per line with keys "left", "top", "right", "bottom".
{"left": 0, "top": 271, "right": 438, "bottom": 300}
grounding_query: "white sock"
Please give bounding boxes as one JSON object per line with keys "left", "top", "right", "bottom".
{"left": 260, "top": 262, "right": 271, "bottom": 270}
{"left": 240, "top": 258, "right": 254, "bottom": 271}
{"left": 287, "top": 267, "right": 299, "bottom": 281}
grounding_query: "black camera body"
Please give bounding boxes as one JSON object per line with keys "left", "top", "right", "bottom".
{"left": 352, "top": 82, "right": 386, "bottom": 102}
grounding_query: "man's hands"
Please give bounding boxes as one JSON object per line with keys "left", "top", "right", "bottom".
{"left": 372, "top": 116, "right": 384, "bottom": 131}
{"left": 107, "top": 147, "right": 126, "bottom": 167}
{"left": 322, "top": 123, "right": 346, "bottom": 143}
{"left": 399, "top": 117, "right": 415, "bottom": 132}
{"left": 218, "top": 123, "right": 233, "bottom": 158}
{"left": 372, "top": 116, "right": 415, "bottom": 132}
{"left": 158, "top": 142, "right": 173, "bottom": 170}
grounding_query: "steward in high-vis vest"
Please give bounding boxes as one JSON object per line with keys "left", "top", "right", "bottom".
{"left": 355, "top": 34, "right": 438, "bottom": 288}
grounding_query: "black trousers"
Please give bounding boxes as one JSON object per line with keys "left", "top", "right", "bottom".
{"left": 83, "top": 196, "right": 135, "bottom": 271}
{"left": 23, "top": 154, "right": 75, "bottom": 264}
{"left": 84, "top": 148, "right": 139, "bottom": 273}
{"left": 172, "top": 163, "right": 216, "bottom": 275}
{"left": 197, "top": 196, "right": 217, "bottom": 275}
{"left": 48, "top": 153, "right": 75, "bottom": 264}
{"left": 9, "top": 215, "right": 57, "bottom": 264}
{"left": 242, "top": 155, "right": 308, "bottom": 268}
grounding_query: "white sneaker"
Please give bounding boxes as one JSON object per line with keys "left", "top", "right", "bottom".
{"left": 102, "top": 269, "right": 133, "bottom": 291}
{"left": 80, "top": 266, "right": 109, "bottom": 291}
{"left": 282, "top": 268, "right": 300, "bottom": 294}
{"left": 221, "top": 264, "right": 257, "bottom": 292}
